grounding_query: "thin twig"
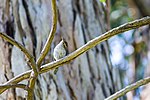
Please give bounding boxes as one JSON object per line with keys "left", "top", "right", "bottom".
{"left": 0, "top": 84, "right": 28, "bottom": 93}
{"left": 40, "top": 16, "right": 150, "bottom": 73}
{"left": 105, "top": 77, "right": 150, "bottom": 100}
{"left": 0, "top": 70, "right": 31, "bottom": 94}
{"left": 0, "top": 33, "right": 37, "bottom": 74}
{"left": 36, "top": 0, "right": 57, "bottom": 68}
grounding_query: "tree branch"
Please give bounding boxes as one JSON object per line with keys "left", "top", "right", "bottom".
{"left": 27, "top": 72, "right": 38, "bottom": 100}
{"left": 0, "top": 70, "right": 31, "bottom": 94}
{"left": 0, "top": 84, "right": 28, "bottom": 92}
{"left": 27, "top": 0, "right": 57, "bottom": 99}
{"left": 36, "top": 0, "right": 57, "bottom": 68}
{"left": 105, "top": 77, "right": 150, "bottom": 100}
{"left": 0, "top": 33, "right": 37, "bottom": 74}
{"left": 0, "top": 17, "right": 149, "bottom": 95}
{"left": 40, "top": 16, "right": 150, "bottom": 73}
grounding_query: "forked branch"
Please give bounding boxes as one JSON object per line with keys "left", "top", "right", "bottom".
{"left": 0, "top": 17, "right": 150, "bottom": 98}
{"left": 36, "top": 0, "right": 58, "bottom": 68}
{"left": 0, "top": 33, "right": 37, "bottom": 73}
{"left": 27, "top": 0, "right": 57, "bottom": 99}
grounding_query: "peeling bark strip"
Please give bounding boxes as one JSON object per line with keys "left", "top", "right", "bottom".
{"left": 0, "top": 0, "right": 150, "bottom": 99}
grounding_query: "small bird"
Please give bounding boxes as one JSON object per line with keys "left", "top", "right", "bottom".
{"left": 53, "top": 38, "right": 68, "bottom": 74}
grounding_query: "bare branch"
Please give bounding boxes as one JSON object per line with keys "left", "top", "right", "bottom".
{"left": 0, "top": 84, "right": 28, "bottom": 94}
{"left": 0, "top": 33, "right": 37, "bottom": 74}
{"left": 0, "top": 17, "right": 149, "bottom": 95}
{"left": 105, "top": 77, "right": 150, "bottom": 100}
{"left": 0, "top": 70, "right": 31, "bottom": 94}
{"left": 27, "top": 72, "right": 38, "bottom": 100}
{"left": 40, "top": 17, "right": 150, "bottom": 73}
{"left": 27, "top": 0, "right": 57, "bottom": 99}
{"left": 36, "top": 0, "right": 57, "bottom": 68}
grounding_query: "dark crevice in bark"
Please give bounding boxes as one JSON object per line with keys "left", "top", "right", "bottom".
{"left": 75, "top": 0, "right": 81, "bottom": 14}
{"left": 86, "top": 50, "right": 96, "bottom": 90}
{"left": 101, "top": 43, "right": 115, "bottom": 93}
{"left": 72, "top": 0, "right": 82, "bottom": 37}
{"left": 57, "top": 9, "right": 62, "bottom": 27}
{"left": 93, "top": 0, "right": 106, "bottom": 32}
{"left": 14, "top": 88, "right": 17, "bottom": 100}
{"left": 35, "top": 78, "right": 42, "bottom": 100}
{"left": 93, "top": 0, "right": 99, "bottom": 19}
{"left": 72, "top": 6, "right": 76, "bottom": 33}
{"left": 5, "top": 21, "right": 14, "bottom": 39}
{"left": 81, "top": 21, "right": 86, "bottom": 43}
{"left": 78, "top": 64, "right": 82, "bottom": 84}
{"left": 81, "top": 0, "right": 87, "bottom": 29}
{"left": 13, "top": 0, "right": 26, "bottom": 45}
{"left": 101, "top": 82, "right": 107, "bottom": 97}
{"left": 68, "top": 83, "right": 77, "bottom": 100}
{"left": 71, "top": 1, "right": 77, "bottom": 50}
{"left": 104, "top": 67, "right": 114, "bottom": 95}
{"left": 47, "top": 83, "right": 50, "bottom": 94}
{"left": 97, "top": 2, "right": 107, "bottom": 33}
{"left": 107, "top": 54, "right": 116, "bottom": 93}
{"left": 51, "top": 76, "right": 59, "bottom": 96}
{"left": 109, "top": 85, "right": 114, "bottom": 95}
{"left": 22, "top": 0, "right": 37, "bottom": 58}
{"left": 5, "top": 20, "right": 14, "bottom": 70}
{"left": 72, "top": 35, "right": 77, "bottom": 52}
{"left": 4, "top": 73, "right": 9, "bottom": 81}
{"left": 8, "top": 45, "right": 12, "bottom": 69}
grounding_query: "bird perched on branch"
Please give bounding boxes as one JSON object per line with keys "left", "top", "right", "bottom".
{"left": 53, "top": 38, "right": 68, "bottom": 74}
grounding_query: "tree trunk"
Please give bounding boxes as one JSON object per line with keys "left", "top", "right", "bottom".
{"left": 0, "top": 0, "right": 121, "bottom": 99}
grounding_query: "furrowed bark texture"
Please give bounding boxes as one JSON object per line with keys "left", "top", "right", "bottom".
{"left": 0, "top": 0, "right": 15, "bottom": 99}
{"left": 0, "top": 0, "right": 121, "bottom": 99}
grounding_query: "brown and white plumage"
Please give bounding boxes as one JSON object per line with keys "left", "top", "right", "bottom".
{"left": 53, "top": 39, "right": 67, "bottom": 74}
{"left": 53, "top": 39, "right": 67, "bottom": 60}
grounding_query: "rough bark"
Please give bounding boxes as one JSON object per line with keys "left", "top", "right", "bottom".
{"left": 0, "top": 0, "right": 121, "bottom": 99}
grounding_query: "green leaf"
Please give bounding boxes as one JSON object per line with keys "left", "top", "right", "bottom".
{"left": 99, "top": 0, "right": 106, "bottom": 2}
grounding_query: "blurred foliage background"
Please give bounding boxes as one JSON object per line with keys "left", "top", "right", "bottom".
{"left": 109, "top": 0, "right": 150, "bottom": 99}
